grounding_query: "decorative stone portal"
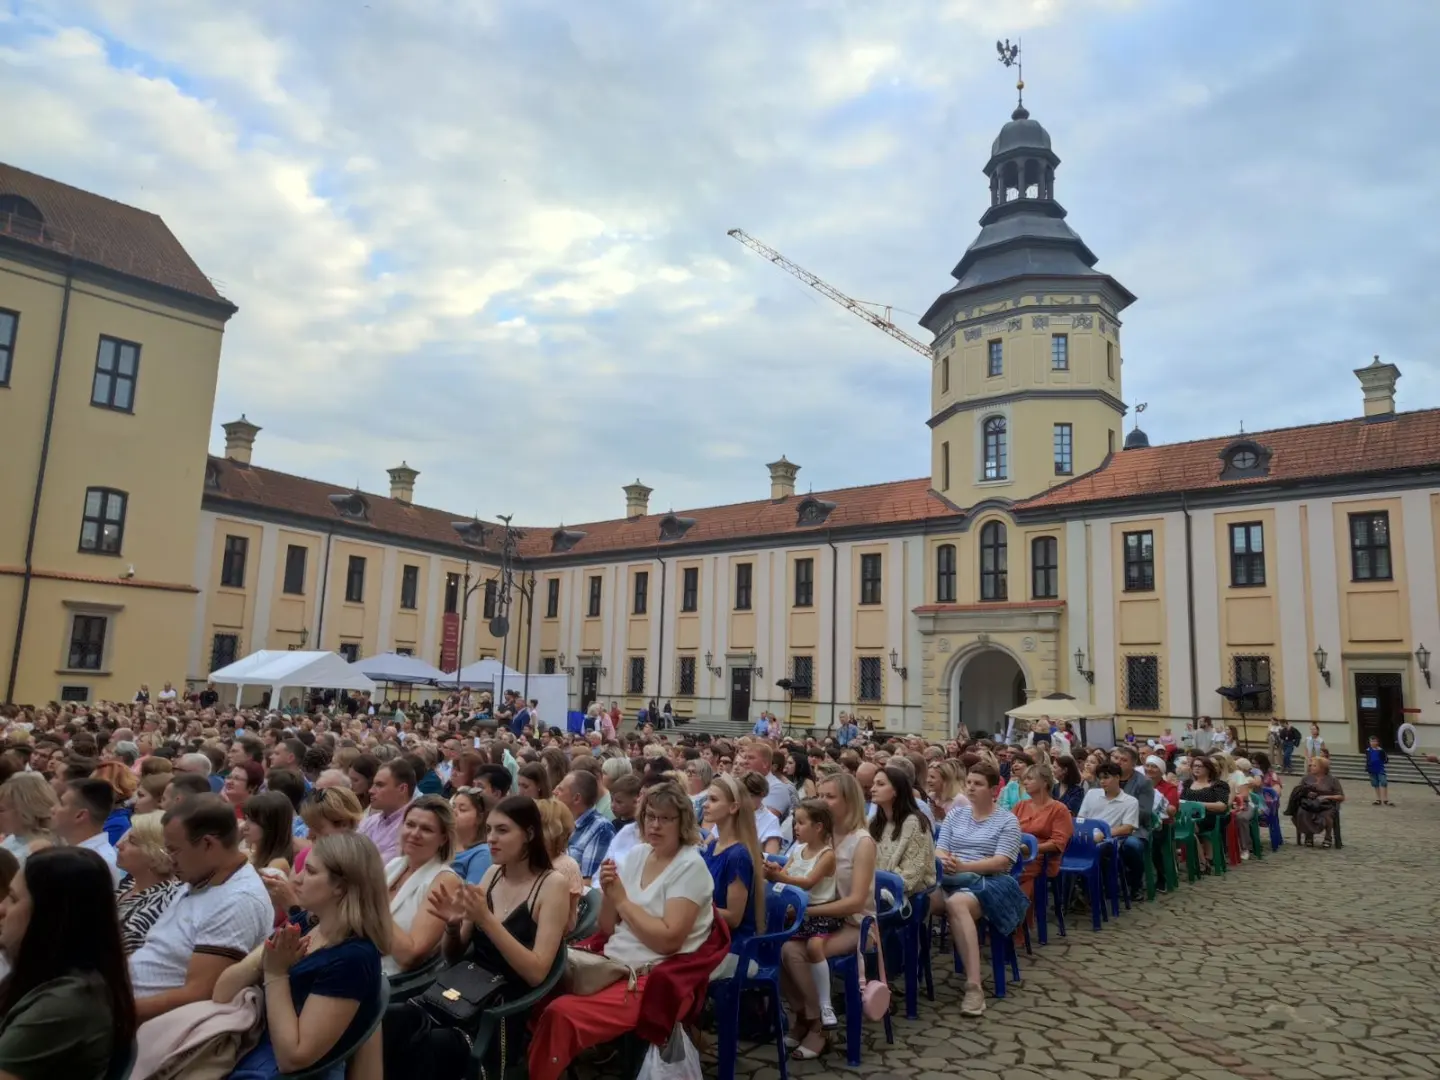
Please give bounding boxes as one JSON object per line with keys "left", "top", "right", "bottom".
{"left": 952, "top": 647, "right": 1028, "bottom": 739}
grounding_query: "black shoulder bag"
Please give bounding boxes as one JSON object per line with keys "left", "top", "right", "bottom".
{"left": 418, "top": 960, "right": 508, "bottom": 1027}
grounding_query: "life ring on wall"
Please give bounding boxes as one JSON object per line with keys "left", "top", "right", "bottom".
{"left": 1397, "top": 722, "right": 1419, "bottom": 754}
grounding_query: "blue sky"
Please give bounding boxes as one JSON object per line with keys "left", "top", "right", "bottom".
{"left": 2, "top": 0, "right": 1437, "bottom": 525}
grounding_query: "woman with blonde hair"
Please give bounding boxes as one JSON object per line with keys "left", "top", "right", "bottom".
{"left": 0, "top": 773, "right": 57, "bottom": 865}
{"left": 383, "top": 795, "right": 460, "bottom": 976}
{"left": 925, "top": 760, "right": 963, "bottom": 819}
{"left": 536, "top": 798, "right": 582, "bottom": 930}
{"left": 701, "top": 774, "right": 766, "bottom": 979}
{"left": 114, "top": 810, "right": 182, "bottom": 953}
{"left": 216, "top": 832, "right": 390, "bottom": 1077}
{"left": 292, "top": 786, "right": 365, "bottom": 876}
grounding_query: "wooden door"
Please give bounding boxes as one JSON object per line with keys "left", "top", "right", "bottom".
{"left": 580, "top": 667, "right": 599, "bottom": 714}
{"left": 1354, "top": 671, "right": 1404, "bottom": 752}
{"left": 730, "top": 667, "right": 752, "bottom": 722}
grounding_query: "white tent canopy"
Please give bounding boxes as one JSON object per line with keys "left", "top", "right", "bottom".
{"left": 453, "top": 658, "right": 524, "bottom": 687}
{"left": 1005, "top": 693, "right": 1108, "bottom": 722}
{"left": 454, "top": 659, "right": 570, "bottom": 729}
{"left": 351, "top": 652, "right": 448, "bottom": 685}
{"left": 209, "top": 650, "right": 376, "bottom": 706}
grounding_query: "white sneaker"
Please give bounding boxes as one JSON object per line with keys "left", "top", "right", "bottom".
{"left": 819, "top": 1006, "right": 838, "bottom": 1028}
{"left": 960, "top": 984, "right": 986, "bottom": 1017}
{"left": 1240, "top": 851, "right": 1251, "bottom": 861}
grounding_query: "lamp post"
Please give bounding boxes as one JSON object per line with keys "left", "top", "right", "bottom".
{"left": 889, "top": 648, "right": 908, "bottom": 680}
{"left": 1074, "top": 648, "right": 1095, "bottom": 685}
{"left": 1313, "top": 646, "right": 1331, "bottom": 687}
{"left": 1417, "top": 643, "right": 1432, "bottom": 689}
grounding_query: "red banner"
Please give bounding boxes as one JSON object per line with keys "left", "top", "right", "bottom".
{"left": 440, "top": 613, "right": 460, "bottom": 673}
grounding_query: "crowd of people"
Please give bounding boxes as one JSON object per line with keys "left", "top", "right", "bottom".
{"left": 0, "top": 691, "right": 1342, "bottom": 1079}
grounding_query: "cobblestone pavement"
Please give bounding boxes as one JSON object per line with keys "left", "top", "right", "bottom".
{"left": 713, "top": 797, "right": 1440, "bottom": 1080}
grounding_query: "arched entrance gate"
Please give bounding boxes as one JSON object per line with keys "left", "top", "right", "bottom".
{"left": 948, "top": 644, "right": 1029, "bottom": 740}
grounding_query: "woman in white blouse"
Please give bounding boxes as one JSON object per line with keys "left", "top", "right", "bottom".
{"left": 382, "top": 795, "right": 460, "bottom": 976}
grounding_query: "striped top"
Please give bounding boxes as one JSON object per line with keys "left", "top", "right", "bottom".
{"left": 936, "top": 803, "right": 1022, "bottom": 869}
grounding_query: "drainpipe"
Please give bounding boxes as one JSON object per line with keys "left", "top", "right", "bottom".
{"left": 827, "top": 532, "right": 839, "bottom": 732}
{"left": 314, "top": 532, "right": 334, "bottom": 649}
{"left": 1182, "top": 494, "right": 1199, "bottom": 722}
{"left": 6, "top": 262, "right": 75, "bottom": 704}
{"left": 654, "top": 552, "right": 668, "bottom": 703}
{"left": 522, "top": 578, "right": 535, "bottom": 702}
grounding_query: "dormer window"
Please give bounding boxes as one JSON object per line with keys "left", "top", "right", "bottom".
{"left": 329, "top": 492, "right": 369, "bottom": 521}
{"left": 659, "top": 514, "right": 697, "bottom": 542}
{"left": 1218, "top": 440, "right": 1272, "bottom": 480}
{"left": 0, "top": 195, "right": 44, "bottom": 241}
{"left": 204, "top": 461, "right": 221, "bottom": 490}
{"left": 796, "top": 497, "right": 836, "bottom": 527}
{"left": 551, "top": 528, "right": 586, "bottom": 553}
{"left": 451, "top": 519, "right": 488, "bottom": 546}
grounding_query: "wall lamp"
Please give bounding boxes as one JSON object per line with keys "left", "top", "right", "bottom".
{"left": 703, "top": 651, "right": 724, "bottom": 678}
{"left": 1417, "top": 643, "right": 1432, "bottom": 689}
{"left": 557, "top": 651, "right": 575, "bottom": 677}
{"left": 889, "top": 648, "right": 908, "bottom": 680}
{"left": 1074, "top": 647, "right": 1094, "bottom": 685}
{"left": 1314, "top": 646, "right": 1331, "bottom": 687}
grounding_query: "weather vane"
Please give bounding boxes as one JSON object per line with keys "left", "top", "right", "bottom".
{"left": 1133, "top": 402, "right": 1148, "bottom": 431}
{"left": 996, "top": 38, "right": 1024, "bottom": 110}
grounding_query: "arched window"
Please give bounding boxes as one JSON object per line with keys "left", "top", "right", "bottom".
{"left": 982, "top": 416, "right": 1007, "bottom": 481}
{"left": 936, "top": 543, "right": 956, "bottom": 603}
{"left": 1031, "top": 535, "right": 1059, "bottom": 599}
{"left": 980, "top": 521, "right": 1008, "bottom": 601}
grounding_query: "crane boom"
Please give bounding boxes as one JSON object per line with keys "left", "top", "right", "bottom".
{"left": 727, "top": 229, "right": 932, "bottom": 358}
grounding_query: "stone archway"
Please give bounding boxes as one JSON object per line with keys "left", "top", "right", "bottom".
{"left": 947, "top": 645, "right": 1030, "bottom": 740}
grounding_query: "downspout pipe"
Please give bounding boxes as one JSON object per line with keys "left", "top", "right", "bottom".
{"left": 315, "top": 532, "right": 334, "bottom": 649}
{"left": 654, "top": 552, "right": 667, "bottom": 704}
{"left": 6, "top": 261, "right": 75, "bottom": 704}
{"left": 827, "top": 532, "right": 839, "bottom": 733}
{"left": 1182, "top": 493, "right": 1199, "bottom": 722}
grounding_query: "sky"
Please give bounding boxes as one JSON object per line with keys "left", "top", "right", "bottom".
{"left": 3, "top": 0, "right": 1438, "bottom": 528}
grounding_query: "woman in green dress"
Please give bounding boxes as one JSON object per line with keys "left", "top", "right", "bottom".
{"left": 0, "top": 846, "right": 136, "bottom": 1080}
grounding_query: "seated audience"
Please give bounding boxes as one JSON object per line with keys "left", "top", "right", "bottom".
{"left": 359, "top": 760, "right": 415, "bottom": 863}
{"left": 244, "top": 792, "right": 300, "bottom": 876}
{"left": 0, "top": 774, "right": 57, "bottom": 866}
{"left": 1293, "top": 756, "right": 1345, "bottom": 848}
{"left": 222, "top": 761, "right": 265, "bottom": 818}
{"left": 451, "top": 788, "right": 492, "bottom": 884}
{"left": 115, "top": 811, "right": 183, "bottom": 954}
{"left": 0, "top": 847, "right": 137, "bottom": 1080}
{"left": 1012, "top": 761, "right": 1073, "bottom": 910}
{"left": 162, "top": 772, "right": 213, "bottom": 811}
{"left": 554, "top": 770, "right": 614, "bottom": 885}
{"left": 870, "top": 765, "right": 937, "bottom": 896}
{"left": 382, "top": 795, "right": 459, "bottom": 976}
{"left": 94, "top": 761, "right": 139, "bottom": 845}
{"left": 701, "top": 774, "right": 765, "bottom": 978}
{"left": 293, "top": 786, "right": 366, "bottom": 875}
{"left": 537, "top": 798, "right": 584, "bottom": 931}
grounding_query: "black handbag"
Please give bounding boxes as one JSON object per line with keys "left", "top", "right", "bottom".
{"left": 419, "top": 960, "right": 508, "bottom": 1027}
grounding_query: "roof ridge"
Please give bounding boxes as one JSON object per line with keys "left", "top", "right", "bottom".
{"left": 1122, "top": 405, "right": 1440, "bottom": 453}
{"left": 0, "top": 160, "right": 166, "bottom": 222}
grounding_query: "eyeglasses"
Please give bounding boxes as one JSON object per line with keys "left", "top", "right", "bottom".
{"left": 643, "top": 813, "right": 679, "bottom": 826}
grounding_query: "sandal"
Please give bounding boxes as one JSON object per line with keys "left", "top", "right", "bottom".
{"left": 1321, "top": 837, "right": 1332, "bottom": 849}
{"left": 790, "top": 1039, "right": 828, "bottom": 1062}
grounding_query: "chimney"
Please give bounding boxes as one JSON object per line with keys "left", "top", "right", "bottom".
{"left": 221, "top": 415, "right": 261, "bottom": 464}
{"left": 767, "top": 455, "right": 800, "bottom": 500}
{"left": 623, "top": 479, "right": 652, "bottom": 519}
{"left": 1354, "top": 355, "right": 1401, "bottom": 420}
{"left": 387, "top": 461, "right": 419, "bottom": 504}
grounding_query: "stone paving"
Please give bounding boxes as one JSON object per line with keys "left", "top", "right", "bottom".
{"left": 713, "top": 797, "right": 1440, "bottom": 1080}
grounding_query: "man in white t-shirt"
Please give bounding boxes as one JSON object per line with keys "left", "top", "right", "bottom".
{"left": 1076, "top": 762, "right": 1141, "bottom": 837}
{"left": 157, "top": 681, "right": 179, "bottom": 703}
{"left": 129, "top": 796, "right": 272, "bottom": 1022}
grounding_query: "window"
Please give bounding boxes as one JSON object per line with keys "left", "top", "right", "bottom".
{"left": 546, "top": 578, "right": 560, "bottom": 618}
{"left": 541, "top": 656, "right": 557, "bottom": 674}
{"left": 941, "top": 355, "right": 949, "bottom": 393}
{"left": 211, "top": 633, "right": 238, "bottom": 671}
{"left": 982, "top": 416, "right": 1007, "bottom": 480}
{"left": 1124, "top": 655, "right": 1160, "bottom": 711}
{"left": 1350, "top": 512, "right": 1393, "bottom": 581}
{"left": 1031, "top": 536, "right": 1059, "bottom": 599}
{"left": 0, "top": 308, "right": 16, "bottom": 386}
{"left": 1229, "top": 523, "right": 1265, "bottom": 587}
{"left": 396, "top": 647, "right": 414, "bottom": 656}
{"left": 483, "top": 579, "right": 497, "bottom": 620}
{"left": 633, "top": 571, "right": 649, "bottom": 615}
{"left": 678, "top": 655, "right": 697, "bottom": 696}
{"left": 857, "top": 656, "right": 883, "bottom": 703}
{"left": 587, "top": 576, "right": 602, "bottom": 617}
{"left": 859, "top": 553, "right": 882, "bottom": 605}
{"left": 1051, "top": 333, "right": 1069, "bottom": 371}
{"left": 936, "top": 544, "right": 956, "bottom": 603}
{"left": 1053, "top": 423, "right": 1073, "bottom": 476}
{"left": 1123, "top": 531, "right": 1155, "bottom": 592}
{"left": 980, "top": 521, "right": 1008, "bottom": 601}
{"left": 345, "top": 555, "right": 366, "bottom": 603}
{"left": 283, "top": 545, "right": 307, "bottom": 595}
{"left": 794, "top": 558, "right": 814, "bottom": 607}
{"left": 79, "top": 488, "right": 126, "bottom": 554}
{"left": 628, "top": 656, "right": 646, "bottom": 694}
{"left": 1108, "top": 429, "right": 1116, "bottom": 455}
{"left": 444, "top": 573, "right": 460, "bottom": 614}
{"left": 220, "top": 535, "right": 248, "bottom": 588}
{"left": 792, "top": 655, "right": 814, "bottom": 699}
{"left": 67, "top": 615, "right": 107, "bottom": 671}
{"left": 60, "top": 685, "right": 90, "bottom": 703}
{"left": 735, "top": 563, "right": 752, "bottom": 610}
{"left": 338, "top": 643, "right": 360, "bottom": 663}
{"left": 91, "top": 336, "right": 140, "bottom": 411}
{"left": 1106, "top": 340, "right": 1115, "bottom": 380}
{"left": 1233, "top": 655, "right": 1273, "bottom": 712}
{"left": 941, "top": 440, "right": 950, "bottom": 490}
{"left": 400, "top": 564, "right": 420, "bottom": 609}
{"left": 681, "top": 567, "right": 699, "bottom": 612}
{"left": 987, "top": 339, "right": 1003, "bottom": 377}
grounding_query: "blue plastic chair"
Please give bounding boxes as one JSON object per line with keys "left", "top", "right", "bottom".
{"left": 827, "top": 912, "right": 892, "bottom": 1067}
{"left": 1262, "top": 788, "right": 1284, "bottom": 852}
{"left": 902, "top": 887, "right": 932, "bottom": 1017}
{"left": 1059, "top": 818, "right": 1118, "bottom": 931}
{"left": 973, "top": 835, "right": 1033, "bottom": 998}
{"left": 1032, "top": 848, "right": 1055, "bottom": 945}
{"left": 872, "top": 870, "right": 912, "bottom": 1016}
{"left": 712, "top": 884, "right": 808, "bottom": 1080}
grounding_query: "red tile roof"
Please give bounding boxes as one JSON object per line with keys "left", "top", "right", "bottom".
{"left": 1020, "top": 408, "right": 1440, "bottom": 510}
{"left": 0, "top": 162, "right": 232, "bottom": 307}
{"left": 205, "top": 458, "right": 508, "bottom": 555}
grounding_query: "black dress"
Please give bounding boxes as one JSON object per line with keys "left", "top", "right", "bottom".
{"left": 384, "top": 868, "right": 551, "bottom": 1080}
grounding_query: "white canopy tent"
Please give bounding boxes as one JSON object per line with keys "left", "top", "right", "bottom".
{"left": 454, "top": 658, "right": 570, "bottom": 729}
{"left": 1005, "top": 693, "right": 1116, "bottom": 747}
{"left": 351, "top": 652, "right": 449, "bottom": 685}
{"left": 209, "top": 650, "right": 376, "bottom": 707}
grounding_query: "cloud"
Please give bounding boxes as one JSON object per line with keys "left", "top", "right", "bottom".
{"left": 1, "top": 0, "right": 1437, "bottom": 527}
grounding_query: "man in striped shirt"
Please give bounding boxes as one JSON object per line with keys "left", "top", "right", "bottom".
{"left": 935, "top": 761, "right": 1022, "bottom": 1019}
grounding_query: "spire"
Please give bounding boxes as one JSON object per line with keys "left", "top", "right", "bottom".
{"left": 997, "top": 38, "right": 1024, "bottom": 115}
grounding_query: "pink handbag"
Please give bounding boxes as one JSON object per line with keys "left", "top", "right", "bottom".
{"left": 857, "top": 927, "right": 891, "bottom": 1020}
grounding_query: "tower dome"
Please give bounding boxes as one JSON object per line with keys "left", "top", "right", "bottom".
{"left": 990, "top": 105, "right": 1052, "bottom": 157}
{"left": 1123, "top": 427, "right": 1151, "bottom": 451}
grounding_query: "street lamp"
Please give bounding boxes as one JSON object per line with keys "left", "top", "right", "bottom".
{"left": 1074, "top": 647, "right": 1094, "bottom": 685}
{"left": 704, "top": 651, "right": 723, "bottom": 677}
{"left": 889, "top": 648, "right": 908, "bottom": 680}
{"left": 1313, "top": 645, "right": 1331, "bottom": 687}
{"left": 1416, "top": 643, "right": 1432, "bottom": 688}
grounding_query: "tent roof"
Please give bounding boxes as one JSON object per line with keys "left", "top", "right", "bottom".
{"left": 209, "top": 650, "right": 376, "bottom": 693}
{"left": 453, "top": 658, "right": 526, "bottom": 688}
{"left": 350, "top": 652, "right": 449, "bottom": 685}
{"left": 1005, "top": 693, "right": 1110, "bottom": 721}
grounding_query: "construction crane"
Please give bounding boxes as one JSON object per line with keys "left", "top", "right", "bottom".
{"left": 727, "top": 228, "right": 932, "bottom": 358}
